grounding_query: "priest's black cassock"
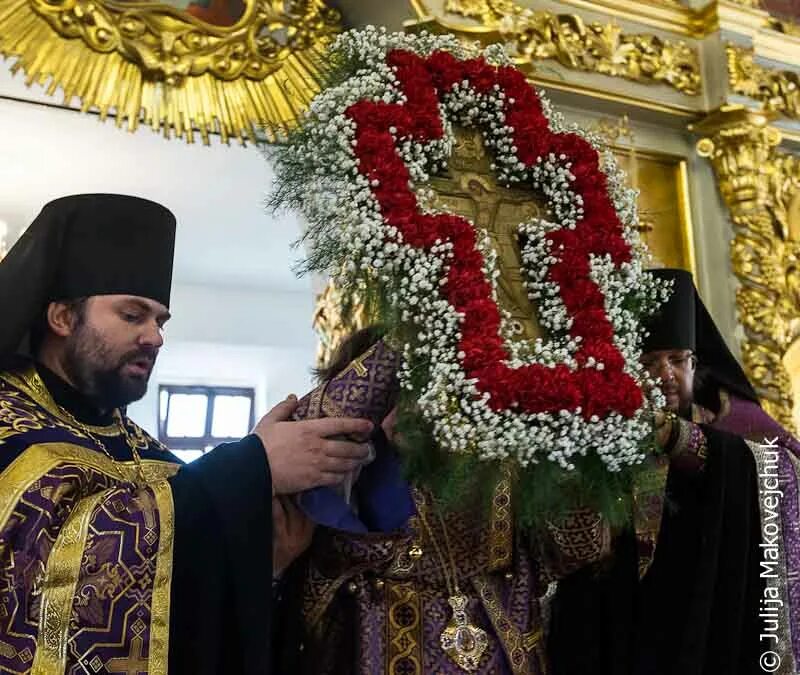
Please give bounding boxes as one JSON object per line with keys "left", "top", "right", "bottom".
{"left": 0, "top": 195, "right": 273, "bottom": 674}
{"left": 548, "top": 270, "right": 764, "bottom": 675}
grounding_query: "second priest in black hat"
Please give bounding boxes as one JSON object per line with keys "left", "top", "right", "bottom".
{"left": 549, "top": 269, "right": 779, "bottom": 675}
{"left": 0, "top": 194, "right": 374, "bottom": 674}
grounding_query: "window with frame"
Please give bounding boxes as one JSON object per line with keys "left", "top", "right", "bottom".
{"left": 158, "top": 385, "right": 255, "bottom": 463}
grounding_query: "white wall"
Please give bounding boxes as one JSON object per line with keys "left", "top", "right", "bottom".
{"left": 0, "top": 87, "right": 307, "bottom": 292}
{"left": 166, "top": 283, "right": 317, "bottom": 349}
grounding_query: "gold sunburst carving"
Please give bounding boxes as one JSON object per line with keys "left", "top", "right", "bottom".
{"left": 0, "top": 0, "right": 341, "bottom": 143}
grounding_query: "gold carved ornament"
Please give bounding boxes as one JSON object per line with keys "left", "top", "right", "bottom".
{"left": 312, "top": 280, "right": 368, "bottom": 367}
{"left": 593, "top": 115, "right": 658, "bottom": 236}
{"left": 694, "top": 106, "right": 800, "bottom": 431}
{"left": 409, "top": 0, "right": 700, "bottom": 95}
{"left": 767, "top": 16, "right": 800, "bottom": 37}
{"left": 727, "top": 44, "right": 800, "bottom": 121}
{"left": 0, "top": 0, "right": 341, "bottom": 143}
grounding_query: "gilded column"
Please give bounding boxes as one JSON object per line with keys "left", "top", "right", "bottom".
{"left": 694, "top": 106, "right": 797, "bottom": 430}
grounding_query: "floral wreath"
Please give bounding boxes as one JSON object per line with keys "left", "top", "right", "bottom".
{"left": 271, "top": 28, "right": 669, "bottom": 522}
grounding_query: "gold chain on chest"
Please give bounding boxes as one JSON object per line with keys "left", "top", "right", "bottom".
{"left": 61, "top": 407, "right": 147, "bottom": 486}
{"left": 18, "top": 366, "right": 149, "bottom": 485}
{"left": 416, "top": 494, "right": 490, "bottom": 672}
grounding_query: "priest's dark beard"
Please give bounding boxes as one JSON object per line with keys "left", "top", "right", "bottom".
{"left": 63, "top": 322, "right": 154, "bottom": 410}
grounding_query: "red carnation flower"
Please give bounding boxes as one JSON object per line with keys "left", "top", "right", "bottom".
{"left": 342, "top": 47, "right": 644, "bottom": 425}
{"left": 427, "top": 51, "right": 463, "bottom": 92}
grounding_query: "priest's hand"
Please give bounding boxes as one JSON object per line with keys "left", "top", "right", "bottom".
{"left": 381, "top": 406, "right": 399, "bottom": 443}
{"left": 654, "top": 410, "right": 671, "bottom": 449}
{"left": 272, "top": 496, "right": 315, "bottom": 577}
{"left": 254, "top": 395, "right": 373, "bottom": 495}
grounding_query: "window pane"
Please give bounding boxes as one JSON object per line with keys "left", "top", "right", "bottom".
{"left": 159, "top": 389, "right": 169, "bottom": 425}
{"left": 173, "top": 449, "right": 205, "bottom": 463}
{"left": 166, "top": 394, "right": 208, "bottom": 438}
{"left": 211, "top": 395, "right": 252, "bottom": 438}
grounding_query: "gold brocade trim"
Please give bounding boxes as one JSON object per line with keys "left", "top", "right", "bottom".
{"left": 543, "top": 508, "right": 610, "bottom": 574}
{"left": 148, "top": 479, "right": 175, "bottom": 675}
{"left": 489, "top": 470, "right": 513, "bottom": 570}
{"left": 472, "top": 575, "right": 532, "bottom": 675}
{"left": 304, "top": 561, "right": 375, "bottom": 630}
{"left": 522, "top": 629, "right": 542, "bottom": 652}
{"left": 1, "top": 366, "right": 120, "bottom": 436}
{"left": 304, "top": 387, "right": 327, "bottom": 420}
{"left": 138, "top": 461, "right": 181, "bottom": 483}
{"left": 387, "top": 526, "right": 419, "bottom": 577}
{"left": 631, "top": 455, "right": 669, "bottom": 579}
{"left": 386, "top": 580, "right": 423, "bottom": 675}
{"left": 31, "top": 490, "right": 106, "bottom": 674}
{"left": 0, "top": 443, "right": 179, "bottom": 533}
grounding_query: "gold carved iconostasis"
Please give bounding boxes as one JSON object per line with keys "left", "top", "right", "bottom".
{"left": 2, "top": 0, "right": 800, "bottom": 428}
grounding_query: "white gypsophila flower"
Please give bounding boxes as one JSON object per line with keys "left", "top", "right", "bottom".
{"left": 274, "top": 29, "right": 666, "bottom": 472}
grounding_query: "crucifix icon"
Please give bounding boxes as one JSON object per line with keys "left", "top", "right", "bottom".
{"left": 431, "top": 129, "right": 545, "bottom": 343}
{"left": 105, "top": 634, "right": 147, "bottom": 674}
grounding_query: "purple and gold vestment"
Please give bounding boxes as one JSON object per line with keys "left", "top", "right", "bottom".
{"left": 0, "top": 363, "right": 179, "bottom": 674}
{"left": 709, "top": 393, "right": 800, "bottom": 674}
{"left": 288, "top": 340, "right": 655, "bottom": 675}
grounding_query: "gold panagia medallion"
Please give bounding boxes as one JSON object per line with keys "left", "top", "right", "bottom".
{"left": 440, "top": 593, "right": 489, "bottom": 671}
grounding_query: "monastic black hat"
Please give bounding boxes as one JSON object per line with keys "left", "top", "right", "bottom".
{"left": 644, "top": 268, "right": 758, "bottom": 404}
{"left": 642, "top": 268, "right": 696, "bottom": 353}
{"left": 0, "top": 194, "right": 176, "bottom": 357}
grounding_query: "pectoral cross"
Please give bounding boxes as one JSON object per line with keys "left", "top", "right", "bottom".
{"left": 106, "top": 636, "right": 147, "bottom": 675}
{"left": 341, "top": 346, "right": 374, "bottom": 377}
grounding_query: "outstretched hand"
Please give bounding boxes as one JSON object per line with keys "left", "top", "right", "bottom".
{"left": 653, "top": 410, "right": 672, "bottom": 450}
{"left": 272, "top": 496, "right": 314, "bottom": 577}
{"left": 254, "top": 395, "right": 373, "bottom": 495}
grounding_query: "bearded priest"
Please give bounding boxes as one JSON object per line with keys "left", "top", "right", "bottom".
{"left": 0, "top": 194, "right": 374, "bottom": 674}
{"left": 272, "top": 322, "right": 734, "bottom": 675}
{"left": 549, "top": 269, "right": 790, "bottom": 675}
